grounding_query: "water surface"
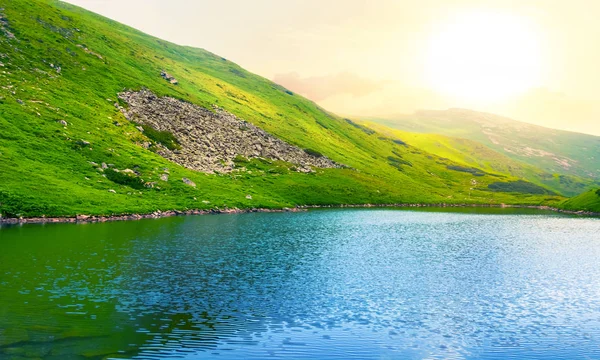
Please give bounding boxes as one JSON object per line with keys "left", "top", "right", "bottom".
{"left": 1, "top": 208, "right": 599, "bottom": 359}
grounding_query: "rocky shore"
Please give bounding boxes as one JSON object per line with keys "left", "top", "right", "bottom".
{"left": 1, "top": 203, "right": 597, "bottom": 226}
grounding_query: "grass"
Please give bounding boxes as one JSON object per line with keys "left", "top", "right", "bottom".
{"left": 364, "top": 110, "right": 600, "bottom": 183}
{"left": 361, "top": 121, "right": 599, "bottom": 197}
{"left": 559, "top": 189, "right": 600, "bottom": 213}
{"left": 0, "top": 0, "right": 572, "bottom": 218}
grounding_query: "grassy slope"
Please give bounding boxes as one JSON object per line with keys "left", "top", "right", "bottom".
{"left": 367, "top": 109, "right": 600, "bottom": 182}
{"left": 0, "top": 0, "right": 564, "bottom": 218}
{"left": 559, "top": 189, "right": 600, "bottom": 213}
{"left": 362, "top": 121, "right": 596, "bottom": 197}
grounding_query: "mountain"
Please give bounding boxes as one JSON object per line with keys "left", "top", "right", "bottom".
{"left": 367, "top": 109, "right": 600, "bottom": 181}
{"left": 360, "top": 121, "right": 599, "bottom": 197}
{"left": 0, "top": 0, "right": 569, "bottom": 218}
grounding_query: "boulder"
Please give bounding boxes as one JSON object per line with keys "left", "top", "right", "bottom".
{"left": 182, "top": 177, "right": 196, "bottom": 187}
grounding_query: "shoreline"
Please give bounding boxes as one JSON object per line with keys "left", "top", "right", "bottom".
{"left": 0, "top": 203, "right": 598, "bottom": 225}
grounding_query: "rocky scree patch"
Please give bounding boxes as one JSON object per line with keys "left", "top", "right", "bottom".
{"left": 118, "top": 89, "right": 341, "bottom": 173}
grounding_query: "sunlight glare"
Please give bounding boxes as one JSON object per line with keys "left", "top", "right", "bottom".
{"left": 425, "top": 10, "right": 542, "bottom": 103}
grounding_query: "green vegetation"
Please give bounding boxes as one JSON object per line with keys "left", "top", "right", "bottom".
{"left": 365, "top": 109, "right": 600, "bottom": 183}
{"left": 140, "top": 124, "right": 181, "bottom": 150}
{"left": 447, "top": 165, "right": 485, "bottom": 177}
{"left": 559, "top": 189, "right": 600, "bottom": 213}
{"left": 104, "top": 168, "right": 145, "bottom": 190}
{"left": 303, "top": 148, "right": 324, "bottom": 158}
{"left": 362, "top": 121, "right": 599, "bottom": 196}
{"left": 487, "top": 180, "right": 557, "bottom": 196}
{"left": 0, "top": 0, "right": 580, "bottom": 218}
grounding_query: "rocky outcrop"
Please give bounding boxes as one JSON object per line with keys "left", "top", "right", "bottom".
{"left": 118, "top": 89, "right": 341, "bottom": 173}
{"left": 160, "top": 71, "right": 178, "bottom": 85}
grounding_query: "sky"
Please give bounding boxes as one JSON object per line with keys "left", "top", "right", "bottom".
{"left": 65, "top": 0, "right": 600, "bottom": 136}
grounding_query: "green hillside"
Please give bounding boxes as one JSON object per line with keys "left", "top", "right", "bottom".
{"left": 0, "top": 0, "right": 566, "bottom": 218}
{"left": 559, "top": 189, "right": 600, "bottom": 213}
{"left": 361, "top": 121, "right": 598, "bottom": 196}
{"left": 367, "top": 109, "right": 600, "bottom": 181}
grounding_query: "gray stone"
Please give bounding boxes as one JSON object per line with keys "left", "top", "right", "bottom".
{"left": 182, "top": 177, "right": 196, "bottom": 187}
{"left": 108, "top": 189, "right": 116, "bottom": 193}
{"left": 160, "top": 173, "right": 169, "bottom": 182}
{"left": 118, "top": 89, "right": 343, "bottom": 174}
{"left": 58, "top": 120, "right": 68, "bottom": 126}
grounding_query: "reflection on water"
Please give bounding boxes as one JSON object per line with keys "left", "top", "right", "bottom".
{"left": 1, "top": 208, "right": 599, "bottom": 359}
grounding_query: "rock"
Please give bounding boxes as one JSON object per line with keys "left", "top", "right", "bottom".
{"left": 101, "top": 162, "right": 108, "bottom": 170}
{"left": 161, "top": 70, "right": 178, "bottom": 85}
{"left": 118, "top": 89, "right": 342, "bottom": 174}
{"left": 144, "top": 182, "right": 157, "bottom": 188}
{"left": 58, "top": 119, "right": 68, "bottom": 126}
{"left": 182, "top": 177, "right": 196, "bottom": 187}
{"left": 202, "top": 200, "right": 210, "bottom": 204}
{"left": 108, "top": 189, "right": 116, "bottom": 193}
{"left": 245, "top": 194, "right": 252, "bottom": 200}
{"left": 16, "top": 99, "right": 23, "bottom": 104}
{"left": 160, "top": 173, "right": 169, "bottom": 181}
{"left": 78, "top": 140, "right": 91, "bottom": 147}
{"left": 136, "top": 126, "right": 144, "bottom": 132}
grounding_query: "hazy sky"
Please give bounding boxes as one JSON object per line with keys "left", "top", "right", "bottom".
{"left": 65, "top": 0, "right": 600, "bottom": 135}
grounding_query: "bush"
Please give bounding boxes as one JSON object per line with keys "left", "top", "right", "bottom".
{"left": 488, "top": 180, "right": 556, "bottom": 195}
{"left": 304, "top": 148, "right": 323, "bottom": 158}
{"left": 447, "top": 165, "right": 485, "bottom": 176}
{"left": 595, "top": 188, "right": 600, "bottom": 197}
{"left": 344, "top": 119, "right": 375, "bottom": 135}
{"left": 104, "top": 168, "right": 145, "bottom": 189}
{"left": 387, "top": 156, "right": 412, "bottom": 167}
{"left": 141, "top": 124, "right": 181, "bottom": 150}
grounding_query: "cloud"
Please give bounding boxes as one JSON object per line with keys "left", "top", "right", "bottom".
{"left": 273, "top": 72, "right": 385, "bottom": 102}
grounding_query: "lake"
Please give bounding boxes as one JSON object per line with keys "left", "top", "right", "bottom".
{"left": 1, "top": 208, "right": 599, "bottom": 359}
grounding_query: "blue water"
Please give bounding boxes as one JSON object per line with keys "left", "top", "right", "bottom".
{"left": 1, "top": 208, "right": 599, "bottom": 359}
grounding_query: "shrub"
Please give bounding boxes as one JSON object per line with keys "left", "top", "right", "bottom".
{"left": 487, "top": 180, "right": 556, "bottom": 195}
{"left": 104, "top": 168, "right": 145, "bottom": 189}
{"left": 595, "top": 188, "right": 600, "bottom": 197}
{"left": 344, "top": 119, "right": 375, "bottom": 135}
{"left": 304, "top": 148, "right": 323, "bottom": 158}
{"left": 447, "top": 165, "right": 485, "bottom": 176}
{"left": 387, "top": 156, "right": 412, "bottom": 167}
{"left": 141, "top": 124, "right": 181, "bottom": 150}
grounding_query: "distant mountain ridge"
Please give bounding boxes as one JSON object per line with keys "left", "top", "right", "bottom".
{"left": 368, "top": 108, "right": 600, "bottom": 180}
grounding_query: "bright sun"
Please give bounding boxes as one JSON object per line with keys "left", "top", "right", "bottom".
{"left": 426, "top": 11, "right": 542, "bottom": 103}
